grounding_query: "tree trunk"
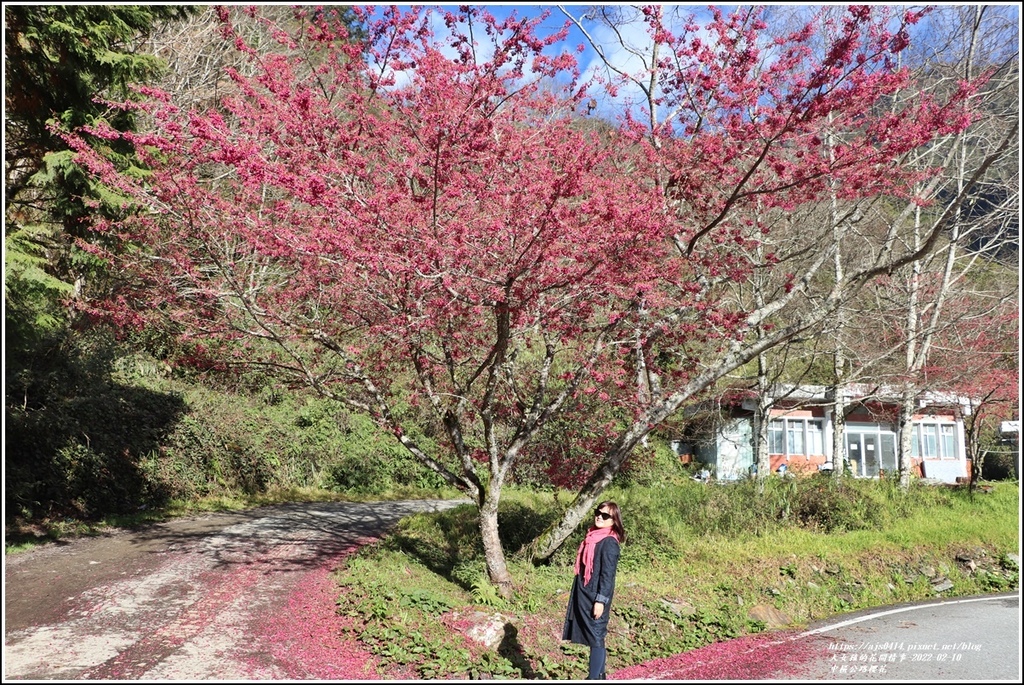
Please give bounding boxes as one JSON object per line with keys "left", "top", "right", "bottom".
{"left": 831, "top": 385, "right": 847, "bottom": 479}
{"left": 478, "top": 480, "right": 514, "bottom": 598}
{"left": 754, "top": 350, "right": 771, "bottom": 486}
{"left": 530, "top": 442, "right": 631, "bottom": 564}
{"left": 897, "top": 391, "right": 916, "bottom": 490}
{"left": 827, "top": 134, "right": 848, "bottom": 482}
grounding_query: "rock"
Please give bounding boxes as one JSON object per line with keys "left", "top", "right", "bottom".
{"left": 806, "top": 581, "right": 820, "bottom": 590}
{"left": 748, "top": 604, "right": 792, "bottom": 630}
{"left": 660, "top": 599, "right": 696, "bottom": 617}
{"left": 462, "top": 611, "right": 515, "bottom": 650}
{"left": 931, "top": 578, "right": 954, "bottom": 593}
{"left": 920, "top": 565, "right": 937, "bottom": 578}
{"left": 1004, "top": 553, "right": 1020, "bottom": 571}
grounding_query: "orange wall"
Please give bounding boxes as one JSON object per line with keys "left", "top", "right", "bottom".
{"left": 770, "top": 453, "right": 828, "bottom": 474}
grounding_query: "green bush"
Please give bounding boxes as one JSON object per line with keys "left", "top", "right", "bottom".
{"left": 790, "top": 476, "right": 888, "bottom": 532}
{"left": 5, "top": 328, "right": 187, "bottom": 520}
{"left": 982, "top": 449, "right": 1019, "bottom": 481}
{"left": 5, "top": 331, "right": 454, "bottom": 527}
{"left": 324, "top": 413, "right": 447, "bottom": 494}
{"left": 617, "top": 439, "right": 690, "bottom": 487}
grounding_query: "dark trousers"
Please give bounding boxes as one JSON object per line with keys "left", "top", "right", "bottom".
{"left": 588, "top": 642, "right": 607, "bottom": 679}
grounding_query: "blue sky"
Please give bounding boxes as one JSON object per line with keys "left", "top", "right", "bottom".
{"left": 376, "top": 4, "right": 1021, "bottom": 120}
{"left": 384, "top": 4, "right": 717, "bottom": 114}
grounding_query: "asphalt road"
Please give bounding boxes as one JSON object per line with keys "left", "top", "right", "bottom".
{"left": 780, "top": 592, "right": 1022, "bottom": 681}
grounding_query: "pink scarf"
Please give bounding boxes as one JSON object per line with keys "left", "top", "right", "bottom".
{"left": 574, "top": 526, "right": 621, "bottom": 586}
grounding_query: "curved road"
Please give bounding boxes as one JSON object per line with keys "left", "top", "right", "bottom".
{"left": 609, "top": 593, "right": 1020, "bottom": 681}
{"left": 4, "top": 499, "right": 464, "bottom": 680}
{"left": 4, "top": 499, "right": 1020, "bottom": 680}
{"left": 779, "top": 592, "right": 1021, "bottom": 681}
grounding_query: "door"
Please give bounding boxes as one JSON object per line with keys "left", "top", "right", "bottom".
{"left": 846, "top": 433, "right": 862, "bottom": 476}
{"left": 862, "top": 433, "right": 879, "bottom": 477}
{"left": 880, "top": 433, "right": 897, "bottom": 476}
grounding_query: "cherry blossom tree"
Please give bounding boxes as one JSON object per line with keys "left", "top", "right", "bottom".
{"left": 71, "top": 5, "right": 671, "bottom": 593}
{"left": 70, "top": 5, "right": 997, "bottom": 587}
{"left": 534, "top": 3, "right": 1008, "bottom": 559}
{"left": 923, "top": 297, "right": 1018, "bottom": 486}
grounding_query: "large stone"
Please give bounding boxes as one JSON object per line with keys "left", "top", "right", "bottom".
{"left": 461, "top": 611, "right": 515, "bottom": 650}
{"left": 748, "top": 604, "right": 792, "bottom": 630}
{"left": 660, "top": 598, "right": 696, "bottom": 617}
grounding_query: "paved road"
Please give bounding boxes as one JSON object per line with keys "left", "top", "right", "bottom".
{"left": 4, "top": 499, "right": 465, "bottom": 680}
{"left": 780, "top": 592, "right": 1021, "bottom": 681}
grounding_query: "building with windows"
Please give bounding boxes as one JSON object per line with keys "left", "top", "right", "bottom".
{"left": 672, "top": 385, "right": 970, "bottom": 483}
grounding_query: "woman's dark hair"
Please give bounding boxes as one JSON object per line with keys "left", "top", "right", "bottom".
{"left": 596, "top": 500, "right": 626, "bottom": 543}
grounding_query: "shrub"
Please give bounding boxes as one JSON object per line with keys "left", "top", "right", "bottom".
{"left": 790, "top": 476, "right": 887, "bottom": 532}
{"left": 4, "top": 328, "right": 187, "bottom": 520}
{"left": 982, "top": 449, "right": 1018, "bottom": 481}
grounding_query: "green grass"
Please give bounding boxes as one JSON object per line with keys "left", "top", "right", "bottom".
{"left": 331, "top": 479, "right": 1020, "bottom": 679}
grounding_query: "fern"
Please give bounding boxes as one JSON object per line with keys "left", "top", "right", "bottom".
{"left": 470, "top": 576, "right": 507, "bottom": 608}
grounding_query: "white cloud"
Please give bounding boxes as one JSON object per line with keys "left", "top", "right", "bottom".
{"left": 562, "top": 5, "right": 719, "bottom": 117}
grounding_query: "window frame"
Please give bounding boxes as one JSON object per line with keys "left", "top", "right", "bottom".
{"left": 911, "top": 420, "right": 959, "bottom": 460}
{"left": 768, "top": 417, "right": 824, "bottom": 458}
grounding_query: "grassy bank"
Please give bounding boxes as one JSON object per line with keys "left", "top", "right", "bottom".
{"left": 330, "top": 478, "right": 1020, "bottom": 680}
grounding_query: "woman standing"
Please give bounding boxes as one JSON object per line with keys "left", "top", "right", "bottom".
{"left": 562, "top": 500, "right": 625, "bottom": 680}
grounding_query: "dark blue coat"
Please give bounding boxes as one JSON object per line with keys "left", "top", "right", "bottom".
{"left": 562, "top": 536, "right": 621, "bottom": 647}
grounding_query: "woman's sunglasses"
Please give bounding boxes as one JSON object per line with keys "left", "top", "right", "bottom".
{"left": 594, "top": 510, "right": 612, "bottom": 521}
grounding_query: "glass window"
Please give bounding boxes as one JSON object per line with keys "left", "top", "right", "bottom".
{"left": 787, "top": 421, "right": 804, "bottom": 455}
{"left": 912, "top": 422, "right": 960, "bottom": 459}
{"left": 807, "top": 420, "right": 824, "bottom": 455}
{"left": 846, "top": 433, "right": 862, "bottom": 477}
{"left": 768, "top": 420, "right": 784, "bottom": 454}
{"left": 845, "top": 426, "right": 901, "bottom": 477}
{"left": 940, "top": 424, "right": 957, "bottom": 459}
{"left": 880, "top": 433, "right": 897, "bottom": 472}
{"left": 770, "top": 418, "right": 828, "bottom": 456}
{"left": 921, "top": 424, "right": 938, "bottom": 457}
